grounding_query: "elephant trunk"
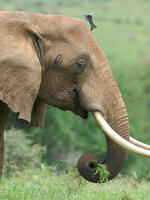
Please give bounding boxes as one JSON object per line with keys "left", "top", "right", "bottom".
{"left": 77, "top": 107, "right": 129, "bottom": 183}
{"left": 103, "top": 98, "right": 129, "bottom": 180}
{"left": 77, "top": 61, "right": 130, "bottom": 183}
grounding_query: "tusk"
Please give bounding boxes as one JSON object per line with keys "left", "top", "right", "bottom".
{"left": 129, "top": 137, "right": 150, "bottom": 150}
{"left": 93, "top": 111, "right": 150, "bottom": 158}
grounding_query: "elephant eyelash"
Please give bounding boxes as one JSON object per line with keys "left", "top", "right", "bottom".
{"left": 53, "top": 54, "right": 63, "bottom": 69}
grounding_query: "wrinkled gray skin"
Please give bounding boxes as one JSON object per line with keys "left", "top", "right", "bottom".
{"left": 0, "top": 11, "right": 129, "bottom": 182}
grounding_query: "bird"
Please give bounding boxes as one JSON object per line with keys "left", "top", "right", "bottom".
{"left": 84, "top": 11, "right": 97, "bottom": 31}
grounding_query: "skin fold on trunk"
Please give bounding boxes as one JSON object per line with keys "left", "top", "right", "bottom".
{"left": 77, "top": 61, "right": 130, "bottom": 183}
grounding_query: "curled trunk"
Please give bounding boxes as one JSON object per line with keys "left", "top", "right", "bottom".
{"left": 77, "top": 62, "right": 130, "bottom": 183}
{"left": 78, "top": 107, "right": 129, "bottom": 183}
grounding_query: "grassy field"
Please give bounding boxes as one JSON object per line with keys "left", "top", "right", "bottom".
{"left": 0, "top": 167, "right": 150, "bottom": 200}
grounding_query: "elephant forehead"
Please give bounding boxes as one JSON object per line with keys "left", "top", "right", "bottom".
{"left": 44, "top": 15, "right": 102, "bottom": 59}
{"left": 63, "top": 16, "right": 90, "bottom": 33}
{"left": 44, "top": 15, "right": 90, "bottom": 40}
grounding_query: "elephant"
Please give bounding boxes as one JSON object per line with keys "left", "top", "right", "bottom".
{"left": 0, "top": 11, "right": 150, "bottom": 183}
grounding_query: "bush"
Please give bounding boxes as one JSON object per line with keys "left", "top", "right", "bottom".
{"left": 4, "top": 128, "right": 45, "bottom": 176}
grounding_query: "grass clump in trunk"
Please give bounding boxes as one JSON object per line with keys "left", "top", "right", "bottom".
{"left": 72, "top": 163, "right": 110, "bottom": 183}
{"left": 95, "top": 164, "right": 110, "bottom": 183}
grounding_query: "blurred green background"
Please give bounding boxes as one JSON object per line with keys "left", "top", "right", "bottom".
{"left": 1, "top": 0, "right": 150, "bottom": 178}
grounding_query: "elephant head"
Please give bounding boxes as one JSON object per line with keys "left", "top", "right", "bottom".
{"left": 0, "top": 11, "right": 150, "bottom": 183}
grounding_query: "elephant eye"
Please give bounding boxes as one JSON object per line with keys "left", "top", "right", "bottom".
{"left": 73, "top": 59, "right": 86, "bottom": 71}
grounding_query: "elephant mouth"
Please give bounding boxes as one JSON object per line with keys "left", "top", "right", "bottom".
{"left": 74, "top": 107, "right": 88, "bottom": 119}
{"left": 69, "top": 89, "right": 88, "bottom": 119}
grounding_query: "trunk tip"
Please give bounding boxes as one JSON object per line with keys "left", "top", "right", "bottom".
{"left": 77, "top": 153, "right": 100, "bottom": 183}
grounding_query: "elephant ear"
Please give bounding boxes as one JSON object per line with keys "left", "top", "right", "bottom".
{"left": 0, "top": 13, "right": 46, "bottom": 127}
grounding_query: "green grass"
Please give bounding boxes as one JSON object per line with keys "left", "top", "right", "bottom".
{"left": 0, "top": 167, "right": 150, "bottom": 200}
